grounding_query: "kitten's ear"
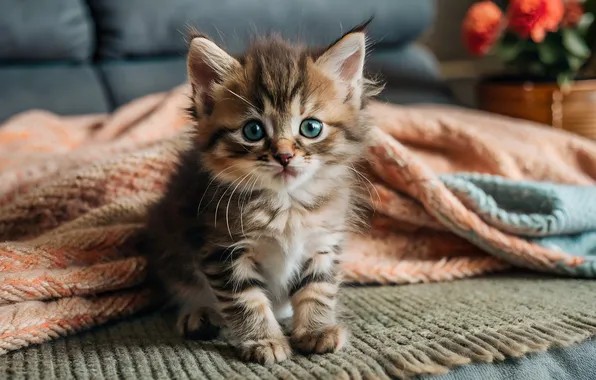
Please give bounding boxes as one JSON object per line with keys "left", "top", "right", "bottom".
{"left": 315, "top": 24, "right": 368, "bottom": 87}
{"left": 187, "top": 36, "right": 240, "bottom": 113}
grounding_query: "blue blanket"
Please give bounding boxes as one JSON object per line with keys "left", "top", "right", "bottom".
{"left": 441, "top": 173, "right": 596, "bottom": 276}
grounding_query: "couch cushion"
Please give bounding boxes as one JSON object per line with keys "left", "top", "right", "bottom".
{"left": 0, "top": 0, "right": 93, "bottom": 62}
{"left": 87, "top": 0, "right": 433, "bottom": 58}
{"left": 99, "top": 59, "right": 188, "bottom": 108}
{"left": 99, "top": 44, "right": 454, "bottom": 110}
{"left": 367, "top": 45, "right": 455, "bottom": 105}
{"left": 0, "top": 65, "right": 110, "bottom": 122}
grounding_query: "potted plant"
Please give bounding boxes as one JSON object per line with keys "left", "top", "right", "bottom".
{"left": 463, "top": 0, "right": 596, "bottom": 139}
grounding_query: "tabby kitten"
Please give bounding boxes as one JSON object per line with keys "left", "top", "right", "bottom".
{"left": 144, "top": 22, "right": 379, "bottom": 364}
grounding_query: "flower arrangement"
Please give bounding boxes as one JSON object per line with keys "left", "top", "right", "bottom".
{"left": 463, "top": 0, "right": 595, "bottom": 85}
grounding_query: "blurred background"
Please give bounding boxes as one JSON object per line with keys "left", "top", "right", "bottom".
{"left": 0, "top": 0, "right": 480, "bottom": 124}
{"left": 0, "top": 0, "right": 594, "bottom": 138}
{"left": 420, "top": 0, "right": 505, "bottom": 106}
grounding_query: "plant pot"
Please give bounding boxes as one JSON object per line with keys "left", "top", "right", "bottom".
{"left": 477, "top": 76, "right": 596, "bottom": 140}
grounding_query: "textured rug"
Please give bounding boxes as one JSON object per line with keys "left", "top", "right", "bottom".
{"left": 1, "top": 274, "right": 595, "bottom": 380}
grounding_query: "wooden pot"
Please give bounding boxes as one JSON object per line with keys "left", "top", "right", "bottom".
{"left": 477, "top": 77, "right": 596, "bottom": 140}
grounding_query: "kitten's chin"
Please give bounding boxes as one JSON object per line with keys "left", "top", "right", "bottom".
{"left": 276, "top": 167, "right": 302, "bottom": 183}
{"left": 268, "top": 172, "right": 307, "bottom": 192}
{"left": 264, "top": 165, "right": 316, "bottom": 192}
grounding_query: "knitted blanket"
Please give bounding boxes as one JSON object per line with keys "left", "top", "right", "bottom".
{"left": 440, "top": 174, "right": 596, "bottom": 272}
{"left": 1, "top": 84, "right": 596, "bottom": 356}
{"left": 442, "top": 174, "right": 596, "bottom": 261}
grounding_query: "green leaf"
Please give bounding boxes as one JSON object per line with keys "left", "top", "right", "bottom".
{"left": 497, "top": 38, "right": 526, "bottom": 62}
{"left": 578, "top": 13, "right": 594, "bottom": 37}
{"left": 567, "top": 55, "right": 587, "bottom": 71}
{"left": 557, "top": 73, "right": 573, "bottom": 88}
{"left": 527, "top": 62, "right": 546, "bottom": 76}
{"left": 562, "top": 28, "right": 591, "bottom": 58}
{"left": 537, "top": 40, "right": 559, "bottom": 64}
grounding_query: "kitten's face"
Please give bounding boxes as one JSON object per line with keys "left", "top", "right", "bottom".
{"left": 187, "top": 31, "right": 374, "bottom": 193}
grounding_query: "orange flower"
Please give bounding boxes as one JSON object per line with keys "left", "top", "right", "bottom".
{"left": 462, "top": 1, "right": 504, "bottom": 56}
{"left": 507, "top": 0, "right": 564, "bottom": 42}
{"left": 561, "top": 0, "right": 584, "bottom": 28}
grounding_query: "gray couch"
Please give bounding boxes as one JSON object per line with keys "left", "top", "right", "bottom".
{"left": 5, "top": 1, "right": 594, "bottom": 379}
{"left": 0, "top": 0, "right": 455, "bottom": 123}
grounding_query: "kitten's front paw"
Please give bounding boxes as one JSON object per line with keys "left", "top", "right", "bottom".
{"left": 177, "top": 308, "right": 221, "bottom": 340}
{"left": 291, "top": 325, "right": 348, "bottom": 354}
{"left": 240, "top": 337, "right": 292, "bottom": 365}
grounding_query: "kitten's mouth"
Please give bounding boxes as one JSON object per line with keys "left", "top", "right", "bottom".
{"left": 274, "top": 166, "right": 300, "bottom": 181}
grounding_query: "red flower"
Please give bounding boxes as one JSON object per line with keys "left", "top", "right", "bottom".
{"left": 561, "top": 0, "right": 584, "bottom": 28}
{"left": 507, "top": 0, "right": 564, "bottom": 42}
{"left": 462, "top": 1, "right": 504, "bottom": 56}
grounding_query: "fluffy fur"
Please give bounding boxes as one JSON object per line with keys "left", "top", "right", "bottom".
{"left": 144, "top": 22, "right": 380, "bottom": 364}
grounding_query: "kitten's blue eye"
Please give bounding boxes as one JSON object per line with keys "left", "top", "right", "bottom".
{"left": 299, "top": 119, "right": 323, "bottom": 138}
{"left": 242, "top": 121, "right": 265, "bottom": 141}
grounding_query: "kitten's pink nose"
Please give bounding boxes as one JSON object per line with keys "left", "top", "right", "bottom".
{"left": 272, "top": 140, "right": 295, "bottom": 167}
{"left": 274, "top": 152, "right": 294, "bottom": 167}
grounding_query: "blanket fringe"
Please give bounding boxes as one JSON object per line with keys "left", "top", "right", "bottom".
{"left": 354, "top": 314, "right": 596, "bottom": 378}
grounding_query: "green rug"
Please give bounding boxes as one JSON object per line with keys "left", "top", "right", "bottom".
{"left": 2, "top": 274, "right": 596, "bottom": 379}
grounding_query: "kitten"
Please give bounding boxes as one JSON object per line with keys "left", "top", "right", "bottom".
{"left": 144, "top": 22, "right": 380, "bottom": 364}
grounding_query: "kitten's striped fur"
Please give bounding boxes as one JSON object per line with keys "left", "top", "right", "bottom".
{"left": 144, "top": 22, "right": 380, "bottom": 364}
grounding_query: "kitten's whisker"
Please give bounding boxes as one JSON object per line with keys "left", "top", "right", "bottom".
{"left": 239, "top": 172, "right": 261, "bottom": 237}
{"left": 212, "top": 24, "right": 226, "bottom": 43}
{"left": 225, "top": 170, "right": 255, "bottom": 239}
{"left": 249, "top": 176, "right": 267, "bottom": 242}
{"left": 344, "top": 164, "right": 381, "bottom": 207}
{"left": 350, "top": 166, "right": 379, "bottom": 204}
{"left": 225, "top": 88, "right": 258, "bottom": 111}
{"left": 237, "top": 185, "right": 250, "bottom": 236}
{"left": 224, "top": 244, "right": 245, "bottom": 266}
{"left": 239, "top": 144, "right": 252, "bottom": 154}
{"left": 198, "top": 164, "right": 243, "bottom": 214}
{"left": 207, "top": 165, "right": 250, "bottom": 209}
{"left": 214, "top": 175, "right": 244, "bottom": 228}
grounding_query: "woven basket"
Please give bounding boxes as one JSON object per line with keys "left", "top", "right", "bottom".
{"left": 477, "top": 77, "right": 596, "bottom": 140}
